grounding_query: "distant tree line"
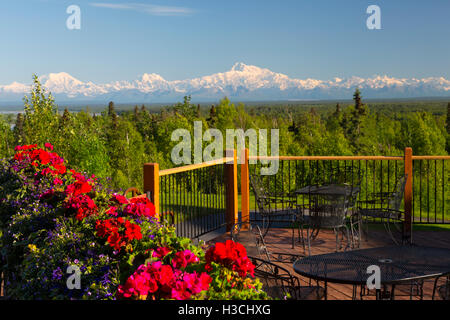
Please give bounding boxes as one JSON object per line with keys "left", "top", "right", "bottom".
{"left": 0, "top": 75, "right": 448, "bottom": 191}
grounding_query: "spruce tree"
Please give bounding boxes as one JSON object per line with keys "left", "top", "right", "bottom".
{"left": 60, "top": 108, "right": 71, "bottom": 128}
{"left": 13, "top": 113, "right": 24, "bottom": 144}
{"left": 108, "top": 101, "right": 115, "bottom": 116}
{"left": 207, "top": 105, "right": 218, "bottom": 126}
{"left": 446, "top": 102, "right": 450, "bottom": 153}
{"left": 134, "top": 105, "right": 140, "bottom": 121}
{"left": 107, "top": 101, "right": 118, "bottom": 128}
{"left": 447, "top": 102, "right": 450, "bottom": 134}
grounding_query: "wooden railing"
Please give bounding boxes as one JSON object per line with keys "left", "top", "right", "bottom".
{"left": 143, "top": 151, "right": 238, "bottom": 239}
{"left": 143, "top": 147, "right": 449, "bottom": 242}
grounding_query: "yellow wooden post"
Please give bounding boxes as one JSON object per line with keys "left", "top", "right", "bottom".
{"left": 240, "top": 148, "right": 250, "bottom": 227}
{"left": 404, "top": 147, "right": 413, "bottom": 244}
{"left": 143, "top": 163, "right": 160, "bottom": 220}
{"left": 225, "top": 149, "right": 238, "bottom": 232}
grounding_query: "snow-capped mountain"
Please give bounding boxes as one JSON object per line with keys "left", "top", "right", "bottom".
{"left": 0, "top": 63, "right": 449, "bottom": 103}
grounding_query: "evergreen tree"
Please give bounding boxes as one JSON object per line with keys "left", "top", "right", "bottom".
{"left": 446, "top": 102, "right": 450, "bottom": 153}
{"left": 207, "top": 105, "right": 218, "bottom": 127}
{"left": 334, "top": 103, "right": 341, "bottom": 116}
{"left": 447, "top": 102, "right": 450, "bottom": 134}
{"left": 107, "top": 101, "right": 118, "bottom": 128}
{"left": 108, "top": 101, "right": 115, "bottom": 116}
{"left": 13, "top": 113, "right": 24, "bottom": 144}
{"left": 340, "top": 88, "right": 369, "bottom": 152}
{"left": 60, "top": 108, "right": 71, "bottom": 128}
{"left": 134, "top": 105, "right": 140, "bottom": 121}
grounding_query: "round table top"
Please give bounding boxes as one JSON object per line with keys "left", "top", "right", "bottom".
{"left": 295, "top": 184, "right": 353, "bottom": 196}
{"left": 293, "top": 246, "right": 450, "bottom": 285}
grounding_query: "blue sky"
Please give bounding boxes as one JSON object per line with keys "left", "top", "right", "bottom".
{"left": 0, "top": 0, "right": 449, "bottom": 84}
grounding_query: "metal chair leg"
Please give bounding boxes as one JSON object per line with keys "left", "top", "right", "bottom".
{"left": 307, "top": 226, "right": 311, "bottom": 256}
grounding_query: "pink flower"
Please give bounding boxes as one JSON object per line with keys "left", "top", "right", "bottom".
{"left": 44, "top": 143, "right": 54, "bottom": 151}
{"left": 171, "top": 250, "right": 199, "bottom": 269}
{"left": 123, "top": 197, "right": 155, "bottom": 218}
{"left": 185, "top": 272, "right": 211, "bottom": 295}
{"left": 53, "top": 178, "right": 63, "bottom": 185}
{"left": 171, "top": 281, "right": 191, "bottom": 300}
{"left": 110, "top": 193, "right": 130, "bottom": 205}
{"left": 105, "top": 206, "right": 118, "bottom": 216}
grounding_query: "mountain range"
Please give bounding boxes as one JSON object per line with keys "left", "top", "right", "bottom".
{"left": 0, "top": 62, "right": 449, "bottom": 103}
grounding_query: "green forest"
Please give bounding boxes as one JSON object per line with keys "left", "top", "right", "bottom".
{"left": 0, "top": 75, "right": 448, "bottom": 193}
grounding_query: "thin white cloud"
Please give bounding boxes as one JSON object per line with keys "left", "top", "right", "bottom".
{"left": 90, "top": 2, "right": 195, "bottom": 16}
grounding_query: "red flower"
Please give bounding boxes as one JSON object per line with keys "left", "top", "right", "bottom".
{"left": 152, "top": 247, "right": 171, "bottom": 259}
{"left": 107, "top": 232, "right": 123, "bottom": 251}
{"left": 205, "top": 240, "right": 254, "bottom": 278}
{"left": 95, "top": 218, "right": 142, "bottom": 252}
{"left": 64, "top": 194, "right": 98, "bottom": 221}
{"left": 105, "top": 206, "right": 118, "bottom": 216}
{"left": 65, "top": 180, "right": 92, "bottom": 197}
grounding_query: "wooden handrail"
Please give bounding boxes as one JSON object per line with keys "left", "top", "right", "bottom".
{"left": 159, "top": 157, "right": 234, "bottom": 176}
{"left": 251, "top": 155, "right": 450, "bottom": 161}
{"left": 250, "top": 155, "right": 404, "bottom": 161}
{"left": 411, "top": 156, "right": 450, "bottom": 160}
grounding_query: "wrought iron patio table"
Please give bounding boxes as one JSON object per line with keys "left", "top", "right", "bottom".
{"left": 293, "top": 246, "right": 450, "bottom": 300}
{"left": 295, "top": 184, "right": 353, "bottom": 197}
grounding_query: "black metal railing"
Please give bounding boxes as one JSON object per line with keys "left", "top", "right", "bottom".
{"left": 159, "top": 163, "right": 228, "bottom": 239}
{"left": 247, "top": 156, "right": 449, "bottom": 224}
{"left": 413, "top": 158, "right": 448, "bottom": 224}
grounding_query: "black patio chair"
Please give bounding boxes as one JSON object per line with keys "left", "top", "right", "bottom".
{"left": 346, "top": 186, "right": 362, "bottom": 249}
{"left": 432, "top": 274, "right": 450, "bottom": 300}
{"left": 249, "top": 173, "right": 298, "bottom": 247}
{"left": 297, "top": 192, "right": 351, "bottom": 256}
{"left": 357, "top": 175, "right": 407, "bottom": 245}
{"left": 231, "top": 222, "right": 304, "bottom": 265}
{"left": 250, "top": 256, "right": 325, "bottom": 300}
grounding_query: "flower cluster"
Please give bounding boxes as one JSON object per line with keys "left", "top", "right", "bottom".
{"left": 14, "top": 143, "right": 66, "bottom": 176}
{"left": 117, "top": 260, "right": 211, "bottom": 300}
{"left": 123, "top": 197, "right": 156, "bottom": 218}
{"left": 171, "top": 249, "right": 200, "bottom": 269}
{"left": 95, "top": 217, "right": 142, "bottom": 252}
{"left": 0, "top": 143, "right": 267, "bottom": 300}
{"left": 205, "top": 240, "right": 255, "bottom": 278}
{"left": 64, "top": 194, "right": 98, "bottom": 221}
{"left": 65, "top": 172, "right": 93, "bottom": 197}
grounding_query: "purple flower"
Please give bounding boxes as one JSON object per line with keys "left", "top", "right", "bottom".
{"left": 52, "top": 267, "right": 63, "bottom": 280}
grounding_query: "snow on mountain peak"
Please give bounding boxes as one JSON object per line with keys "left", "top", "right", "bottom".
{"left": 141, "top": 73, "right": 166, "bottom": 83}
{"left": 0, "top": 64, "right": 449, "bottom": 102}
{"left": 231, "top": 62, "right": 250, "bottom": 72}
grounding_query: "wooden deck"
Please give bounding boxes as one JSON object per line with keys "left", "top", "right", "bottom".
{"left": 208, "top": 226, "right": 450, "bottom": 300}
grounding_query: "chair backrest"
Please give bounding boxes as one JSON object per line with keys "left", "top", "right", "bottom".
{"left": 250, "top": 256, "right": 301, "bottom": 300}
{"left": 231, "top": 222, "right": 271, "bottom": 261}
{"left": 329, "top": 166, "right": 362, "bottom": 187}
{"left": 388, "top": 175, "right": 407, "bottom": 211}
{"left": 345, "top": 186, "right": 361, "bottom": 215}
{"left": 249, "top": 173, "right": 270, "bottom": 213}
{"left": 309, "top": 193, "right": 348, "bottom": 228}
